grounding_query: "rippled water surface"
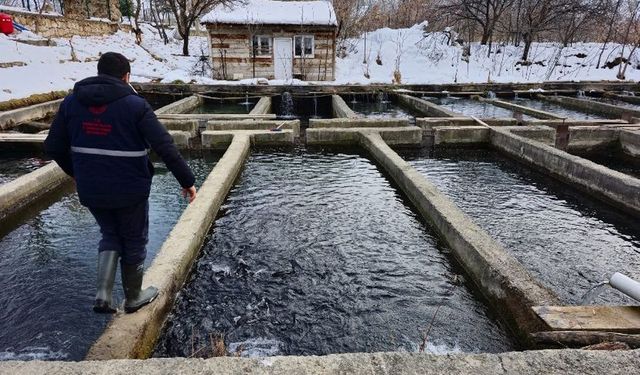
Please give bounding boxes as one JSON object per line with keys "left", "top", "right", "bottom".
{"left": 346, "top": 98, "right": 422, "bottom": 124}
{"left": 571, "top": 148, "right": 640, "bottom": 179}
{"left": 588, "top": 97, "right": 640, "bottom": 111}
{"left": 429, "top": 98, "right": 537, "bottom": 120}
{"left": 0, "top": 151, "right": 49, "bottom": 185}
{"left": 155, "top": 148, "right": 514, "bottom": 359}
{"left": 403, "top": 148, "right": 640, "bottom": 305}
{"left": 191, "top": 99, "right": 256, "bottom": 114}
{"left": 509, "top": 98, "right": 609, "bottom": 120}
{"left": 0, "top": 154, "right": 218, "bottom": 361}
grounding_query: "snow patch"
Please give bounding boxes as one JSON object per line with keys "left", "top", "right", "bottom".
{"left": 201, "top": 0, "right": 337, "bottom": 26}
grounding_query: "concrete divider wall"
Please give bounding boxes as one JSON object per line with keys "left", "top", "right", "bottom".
{"left": 0, "top": 163, "right": 72, "bottom": 223}
{"left": 249, "top": 96, "right": 272, "bottom": 115}
{"left": 486, "top": 99, "right": 563, "bottom": 119}
{"left": 206, "top": 120, "right": 300, "bottom": 137}
{"left": 331, "top": 95, "right": 359, "bottom": 118}
{"left": 567, "top": 126, "right": 620, "bottom": 151}
{"left": 359, "top": 131, "right": 560, "bottom": 341}
{"left": 155, "top": 95, "right": 201, "bottom": 115}
{"left": 306, "top": 127, "right": 422, "bottom": 146}
{"left": 0, "top": 99, "right": 63, "bottom": 130}
{"left": 309, "top": 118, "right": 408, "bottom": 129}
{"left": 158, "top": 113, "right": 277, "bottom": 121}
{"left": 5, "top": 349, "right": 640, "bottom": 374}
{"left": 540, "top": 95, "right": 640, "bottom": 119}
{"left": 433, "top": 126, "right": 490, "bottom": 145}
{"left": 87, "top": 135, "right": 252, "bottom": 360}
{"left": 160, "top": 120, "right": 200, "bottom": 137}
{"left": 397, "top": 94, "right": 459, "bottom": 117}
{"left": 201, "top": 130, "right": 295, "bottom": 150}
{"left": 508, "top": 126, "right": 555, "bottom": 145}
{"left": 620, "top": 130, "right": 640, "bottom": 157}
{"left": 417, "top": 117, "right": 517, "bottom": 130}
{"left": 490, "top": 127, "right": 640, "bottom": 216}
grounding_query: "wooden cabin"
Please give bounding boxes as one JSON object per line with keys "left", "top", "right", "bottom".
{"left": 201, "top": 0, "right": 337, "bottom": 81}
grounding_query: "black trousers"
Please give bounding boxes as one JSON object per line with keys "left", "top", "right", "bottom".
{"left": 88, "top": 200, "right": 149, "bottom": 265}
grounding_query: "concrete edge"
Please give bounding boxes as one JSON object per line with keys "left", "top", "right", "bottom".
{"left": 309, "top": 118, "right": 409, "bottom": 129}
{"left": 331, "top": 94, "right": 359, "bottom": 118}
{"left": 417, "top": 117, "right": 518, "bottom": 129}
{"left": 566, "top": 126, "right": 620, "bottom": 151}
{"left": 539, "top": 95, "right": 640, "bottom": 120}
{"left": 620, "top": 129, "right": 640, "bottom": 157}
{"left": 154, "top": 95, "right": 201, "bottom": 115}
{"left": 486, "top": 99, "right": 563, "bottom": 119}
{"left": 0, "top": 163, "right": 72, "bottom": 223}
{"left": 249, "top": 96, "right": 272, "bottom": 115}
{"left": 359, "top": 131, "right": 561, "bottom": 341}
{"left": 490, "top": 127, "right": 640, "bottom": 216}
{"left": 4, "top": 349, "right": 640, "bottom": 374}
{"left": 201, "top": 129, "right": 295, "bottom": 150}
{"left": 306, "top": 127, "right": 422, "bottom": 146}
{"left": 0, "top": 99, "right": 63, "bottom": 130}
{"left": 205, "top": 119, "right": 300, "bottom": 137}
{"left": 86, "top": 135, "right": 252, "bottom": 360}
{"left": 397, "top": 94, "right": 458, "bottom": 117}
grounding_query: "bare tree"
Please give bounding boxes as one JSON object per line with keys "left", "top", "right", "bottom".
{"left": 166, "top": 0, "right": 236, "bottom": 56}
{"left": 440, "top": 0, "right": 516, "bottom": 45}
{"left": 518, "top": 0, "right": 580, "bottom": 61}
{"left": 616, "top": 0, "right": 640, "bottom": 79}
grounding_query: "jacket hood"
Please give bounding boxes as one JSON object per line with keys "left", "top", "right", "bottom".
{"left": 73, "top": 74, "right": 137, "bottom": 106}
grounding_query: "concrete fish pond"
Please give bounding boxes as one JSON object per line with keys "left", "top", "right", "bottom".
{"left": 0, "top": 154, "right": 219, "bottom": 360}
{"left": 1, "top": 83, "right": 640, "bottom": 373}
{"left": 426, "top": 96, "right": 539, "bottom": 121}
{"left": 0, "top": 150, "right": 49, "bottom": 185}
{"left": 343, "top": 93, "right": 424, "bottom": 124}
{"left": 401, "top": 147, "right": 640, "bottom": 306}
{"left": 154, "top": 148, "right": 514, "bottom": 357}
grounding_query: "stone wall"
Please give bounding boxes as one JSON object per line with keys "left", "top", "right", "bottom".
{"left": 2, "top": 9, "right": 128, "bottom": 38}
{"left": 63, "top": 0, "right": 121, "bottom": 22}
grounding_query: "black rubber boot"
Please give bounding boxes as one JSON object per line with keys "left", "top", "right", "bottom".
{"left": 93, "top": 251, "right": 119, "bottom": 313}
{"left": 121, "top": 262, "right": 158, "bottom": 313}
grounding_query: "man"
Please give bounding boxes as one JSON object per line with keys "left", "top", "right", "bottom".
{"left": 44, "top": 52, "right": 197, "bottom": 314}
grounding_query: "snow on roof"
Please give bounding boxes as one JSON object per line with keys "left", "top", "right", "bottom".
{"left": 201, "top": 0, "right": 337, "bottom": 26}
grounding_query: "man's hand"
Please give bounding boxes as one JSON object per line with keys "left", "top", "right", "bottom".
{"left": 182, "top": 186, "right": 197, "bottom": 203}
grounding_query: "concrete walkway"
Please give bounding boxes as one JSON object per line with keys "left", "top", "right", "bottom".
{"left": 2, "top": 349, "right": 639, "bottom": 374}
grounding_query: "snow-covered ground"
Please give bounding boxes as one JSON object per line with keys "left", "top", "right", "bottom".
{"left": 1, "top": 21, "right": 639, "bottom": 102}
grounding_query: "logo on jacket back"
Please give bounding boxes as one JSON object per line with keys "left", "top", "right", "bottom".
{"left": 83, "top": 105, "right": 112, "bottom": 136}
{"left": 89, "top": 105, "right": 107, "bottom": 115}
{"left": 82, "top": 119, "right": 112, "bottom": 136}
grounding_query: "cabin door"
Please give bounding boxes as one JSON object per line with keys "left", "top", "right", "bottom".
{"left": 273, "top": 37, "right": 293, "bottom": 80}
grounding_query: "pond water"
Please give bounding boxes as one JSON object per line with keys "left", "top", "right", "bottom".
{"left": 191, "top": 98, "right": 257, "bottom": 114}
{"left": 0, "top": 150, "right": 49, "bottom": 185}
{"left": 155, "top": 148, "right": 514, "bottom": 359}
{"left": 402, "top": 148, "right": 640, "bottom": 305}
{"left": 0, "top": 153, "right": 219, "bottom": 361}
{"left": 570, "top": 147, "right": 640, "bottom": 179}
{"left": 344, "top": 95, "right": 423, "bottom": 125}
{"left": 427, "top": 97, "right": 537, "bottom": 120}
{"left": 508, "top": 98, "right": 609, "bottom": 120}
{"left": 587, "top": 97, "right": 640, "bottom": 111}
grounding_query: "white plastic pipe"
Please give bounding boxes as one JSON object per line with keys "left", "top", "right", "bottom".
{"left": 609, "top": 273, "right": 640, "bottom": 302}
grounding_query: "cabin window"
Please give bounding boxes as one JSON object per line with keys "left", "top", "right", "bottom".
{"left": 252, "top": 35, "right": 272, "bottom": 57}
{"left": 294, "top": 35, "right": 314, "bottom": 58}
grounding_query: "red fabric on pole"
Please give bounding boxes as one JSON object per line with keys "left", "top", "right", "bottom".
{"left": 0, "top": 13, "right": 14, "bottom": 35}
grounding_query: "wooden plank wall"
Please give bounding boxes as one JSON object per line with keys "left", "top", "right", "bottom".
{"left": 206, "top": 23, "right": 336, "bottom": 81}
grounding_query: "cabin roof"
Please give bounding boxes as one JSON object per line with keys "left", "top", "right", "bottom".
{"left": 201, "top": 0, "right": 337, "bottom": 27}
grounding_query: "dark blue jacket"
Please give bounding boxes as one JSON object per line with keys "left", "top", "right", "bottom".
{"left": 44, "top": 74, "right": 195, "bottom": 208}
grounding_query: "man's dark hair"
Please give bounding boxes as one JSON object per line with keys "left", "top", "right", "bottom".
{"left": 97, "top": 52, "right": 131, "bottom": 79}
